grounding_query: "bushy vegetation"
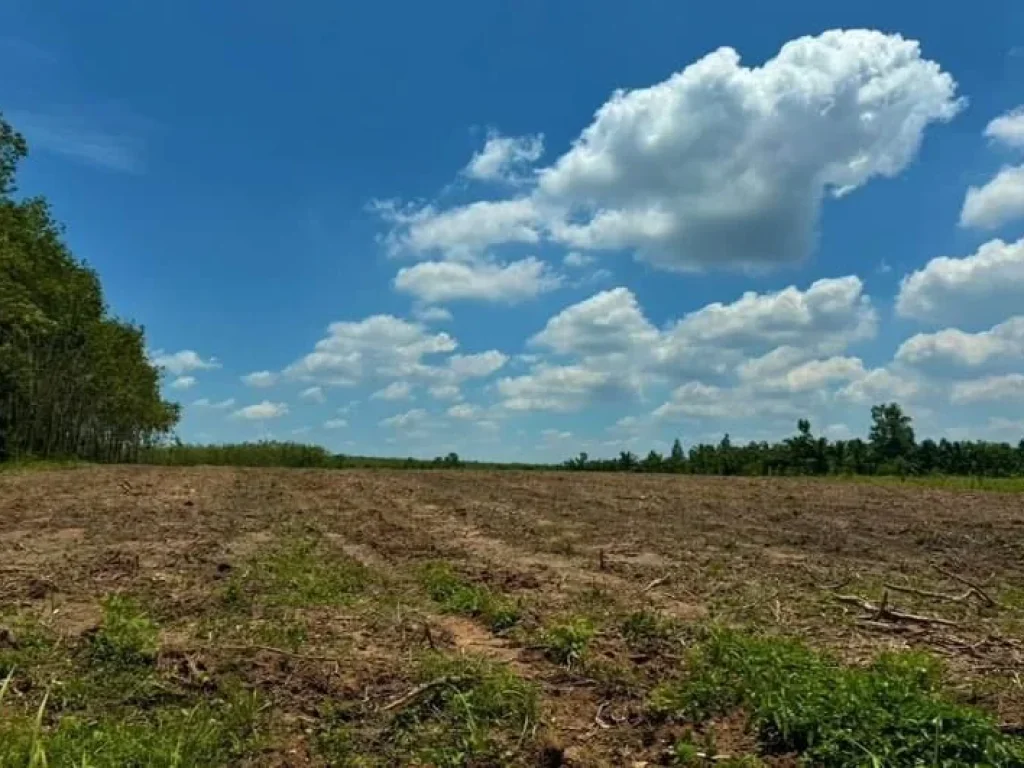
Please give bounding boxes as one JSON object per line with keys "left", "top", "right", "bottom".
{"left": 0, "top": 600, "right": 264, "bottom": 766}
{"left": 318, "top": 653, "right": 538, "bottom": 766}
{"left": 541, "top": 617, "right": 596, "bottom": 668}
{"left": 136, "top": 440, "right": 551, "bottom": 470}
{"left": 566, "top": 403, "right": 1024, "bottom": 479}
{"left": 651, "top": 629, "right": 1024, "bottom": 766}
{"left": 0, "top": 113, "right": 179, "bottom": 463}
{"left": 420, "top": 562, "right": 520, "bottom": 632}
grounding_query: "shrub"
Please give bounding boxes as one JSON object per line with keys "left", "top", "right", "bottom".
{"left": 541, "top": 617, "right": 595, "bottom": 668}
{"left": 651, "top": 629, "right": 1024, "bottom": 766}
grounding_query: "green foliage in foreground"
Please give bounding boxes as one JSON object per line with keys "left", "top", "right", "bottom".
{"left": 420, "top": 562, "right": 520, "bottom": 632}
{"left": 651, "top": 629, "right": 1024, "bottom": 767}
{"left": 0, "top": 686, "right": 262, "bottom": 768}
{"left": 541, "top": 616, "right": 595, "bottom": 668}
{"left": 317, "top": 653, "right": 537, "bottom": 767}
{"left": 0, "top": 601, "right": 263, "bottom": 767}
{"left": 88, "top": 595, "right": 159, "bottom": 666}
{"left": 225, "top": 535, "right": 370, "bottom": 610}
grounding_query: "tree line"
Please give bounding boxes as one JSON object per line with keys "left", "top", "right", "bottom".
{"left": 0, "top": 113, "right": 179, "bottom": 462}
{"left": 564, "top": 404, "right": 1024, "bottom": 478}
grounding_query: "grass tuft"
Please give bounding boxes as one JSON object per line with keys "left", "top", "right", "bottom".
{"left": 397, "top": 653, "right": 537, "bottom": 766}
{"left": 88, "top": 594, "right": 159, "bottom": 667}
{"left": 541, "top": 617, "right": 595, "bottom": 668}
{"left": 223, "top": 535, "right": 369, "bottom": 613}
{"left": 621, "top": 608, "right": 679, "bottom": 652}
{"left": 318, "top": 653, "right": 538, "bottom": 766}
{"left": 651, "top": 628, "right": 1024, "bottom": 766}
{"left": 420, "top": 562, "right": 520, "bottom": 632}
{"left": 0, "top": 685, "right": 263, "bottom": 767}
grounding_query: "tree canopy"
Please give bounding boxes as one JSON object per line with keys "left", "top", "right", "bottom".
{"left": 0, "top": 112, "right": 179, "bottom": 462}
{"left": 563, "top": 403, "right": 1024, "bottom": 478}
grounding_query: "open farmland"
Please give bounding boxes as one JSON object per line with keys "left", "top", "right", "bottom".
{"left": 2, "top": 466, "right": 1024, "bottom": 766}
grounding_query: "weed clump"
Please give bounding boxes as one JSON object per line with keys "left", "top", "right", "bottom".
{"left": 0, "top": 603, "right": 264, "bottom": 766}
{"left": 88, "top": 595, "right": 159, "bottom": 666}
{"left": 651, "top": 629, "right": 1024, "bottom": 766}
{"left": 420, "top": 562, "right": 520, "bottom": 632}
{"left": 319, "top": 653, "right": 537, "bottom": 766}
{"left": 0, "top": 682, "right": 263, "bottom": 767}
{"left": 541, "top": 617, "right": 595, "bottom": 668}
{"left": 621, "top": 608, "right": 679, "bottom": 653}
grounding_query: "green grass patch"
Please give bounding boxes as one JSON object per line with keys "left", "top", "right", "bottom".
{"left": 88, "top": 594, "right": 159, "bottom": 667}
{"left": 316, "top": 653, "right": 537, "bottom": 766}
{"left": 420, "top": 562, "right": 520, "bottom": 632}
{"left": 0, "top": 679, "right": 263, "bottom": 767}
{"left": 651, "top": 629, "right": 1024, "bottom": 766}
{"left": 223, "top": 535, "right": 369, "bottom": 612}
{"left": 392, "top": 653, "right": 538, "bottom": 766}
{"left": 621, "top": 608, "right": 680, "bottom": 653}
{"left": 541, "top": 616, "right": 595, "bottom": 668}
{"left": 0, "top": 601, "right": 265, "bottom": 766}
{"left": 672, "top": 734, "right": 765, "bottom": 767}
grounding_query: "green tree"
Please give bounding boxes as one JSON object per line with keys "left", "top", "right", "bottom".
{"left": 868, "top": 402, "right": 916, "bottom": 468}
{"left": 0, "top": 111, "right": 178, "bottom": 462}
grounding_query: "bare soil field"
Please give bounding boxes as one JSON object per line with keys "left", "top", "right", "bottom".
{"left": 2, "top": 466, "right": 1024, "bottom": 766}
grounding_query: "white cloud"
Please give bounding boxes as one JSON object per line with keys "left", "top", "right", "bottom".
{"left": 985, "top": 106, "right": 1024, "bottom": 149}
{"left": 987, "top": 417, "right": 1024, "bottom": 434}
{"left": 666, "top": 277, "right": 876, "bottom": 353}
{"left": 896, "top": 238, "right": 1024, "bottom": 325}
{"left": 7, "top": 108, "right": 145, "bottom": 173}
{"left": 447, "top": 350, "right": 509, "bottom": 379}
{"left": 429, "top": 384, "right": 462, "bottom": 400}
{"left": 393, "top": 258, "right": 562, "bottom": 304}
{"left": 563, "top": 252, "right": 593, "bottom": 268}
{"left": 242, "top": 370, "right": 278, "bottom": 388}
{"left": 193, "top": 397, "right": 235, "bottom": 409}
{"left": 447, "top": 403, "right": 480, "bottom": 419}
{"left": 299, "top": 386, "right": 325, "bottom": 403}
{"left": 170, "top": 375, "right": 196, "bottom": 390}
{"left": 531, "top": 287, "right": 658, "bottom": 356}
{"left": 285, "top": 315, "right": 457, "bottom": 386}
{"left": 960, "top": 165, "right": 1024, "bottom": 229}
{"left": 951, "top": 374, "right": 1024, "bottom": 404}
{"left": 380, "top": 408, "right": 428, "bottom": 429}
{"left": 538, "top": 29, "right": 959, "bottom": 270}
{"left": 323, "top": 418, "right": 348, "bottom": 429}
{"left": 652, "top": 381, "right": 801, "bottom": 421}
{"left": 151, "top": 349, "right": 220, "bottom": 375}
{"left": 464, "top": 131, "right": 544, "bottom": 182}
{"left": 896, "top": 317, "right": 1024, "bottom": 369}
{"left": 413, "top": 305, "right": 453, "bottom": 324}
{"left": 739, "top": 354, "right": 866, "bottom": 393}
{"left": 497, "top": 277, "right": 875, "bottom": 413}
{"left": 380, "top": 31, "right": 959, "bottom": 273}
{"left": 541, "top": 429, "right": 572, "bottom": 441}
{"left": 823, "top": 423, "right": 854, "bottom": 440}
{"left": 836, "top": 368, "right": 921, "bottom": 404}
{"left": 378, "top": 198, "right": 540, "bottom": 260}
{"left": 232, "top": 401, "right": 289, "bottom": 420}
{"left": 497, "top": 364, "right": 619, "bottom": 412}
{"left": 372, "top": 381, "right": 414, "bottom": 401}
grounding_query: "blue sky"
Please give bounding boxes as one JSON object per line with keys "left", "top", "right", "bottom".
{"left": 3, "top": 1, "right": 1024, "bottom": 461}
